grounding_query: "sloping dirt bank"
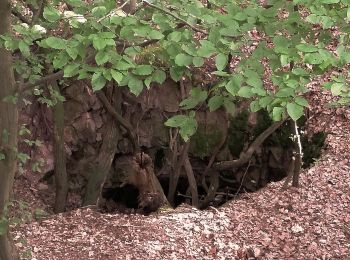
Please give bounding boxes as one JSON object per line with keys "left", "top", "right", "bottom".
{"left": 12, "top": 117, "right": 350, "bottom": 259}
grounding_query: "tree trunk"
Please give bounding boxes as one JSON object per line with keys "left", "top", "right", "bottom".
{"left": 52, "top": 82, "right": 68, "bottom": 213}
{"left": 83, "top": 120, "right": 120, "bottom": 206}
{"left": 83, "top": 87, "right": 122, "bottom": 206}
{"left": 0, "top": 1, "right": 20, "bottom": 259}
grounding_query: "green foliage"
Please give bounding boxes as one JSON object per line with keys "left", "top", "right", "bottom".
{"left": 5, "top": 0, "right": 350, "bottom": 141}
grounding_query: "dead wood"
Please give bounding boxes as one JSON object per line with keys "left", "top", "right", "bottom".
{"left": 214, "top": 120, "right": 285, "bottom": 171}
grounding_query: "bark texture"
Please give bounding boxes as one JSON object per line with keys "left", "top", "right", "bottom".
{"left": 0, "top": 1, "right": 20, "bottom": 259}
{"left": 52, "top": 82, "right": 68, "bottom": 213}
{"left": 83, "top": 120, "right": 120, "bottom": 206}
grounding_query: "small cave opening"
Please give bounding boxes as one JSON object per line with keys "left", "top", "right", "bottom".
{"left": 155, "top": 129, "right": 326, "bottom": 210}
{"left": 97, "top": 126, "right": 326, "bottom": 213}
{"left": 100, "top": 184, "right": 140, "bottom": 213}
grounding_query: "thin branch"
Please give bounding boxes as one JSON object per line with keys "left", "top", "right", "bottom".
{"left": 214, "top": 120, "right": 285, "bottom": 171}
{"left": 168, "top": 142, "right": 190, "bottom": 205}
{"left": 19, "top": 70, "right": 64, "bottom": 93}
{"left": 18, "top": 53, "right": 95, "bottom": 94}
{"left": 11, "top": 9, "right": 30, "bottom": 24}
{"left": 292, "top": 120, "right": 302, "bottom": 187}
{"left": 183, "top": 153, "right": 199, "bottom": 208}
{"left": 234, "top": 160, "right": 252, "bottom": 197}
{"left": 142, "top": 0, "right": 208, "bottom": 34}
{"left": 96, "top": 91, "right": 139, "bottom": 153}
{"left": 31, "top": 0, "right": 46, "bottom": 25}
{"left": 116, "top": 39, "right": 158, "bottom": 48}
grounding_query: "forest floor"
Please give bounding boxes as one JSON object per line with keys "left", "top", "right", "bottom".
{"left": 11, "top": 85, "right": 350, "bottom": 259}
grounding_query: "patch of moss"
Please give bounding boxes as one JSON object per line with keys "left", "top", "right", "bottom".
{"left": 227, "top": 111, "right": 249, "bottom": 157}
{"left": 253, "top": 110, "right": 272, "bottom": 137}
{"left": 190, "top": 124, "right": 222, "bottom": 158}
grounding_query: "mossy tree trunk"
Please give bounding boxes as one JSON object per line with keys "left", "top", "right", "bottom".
{"left": 0, "top": 1, "right": 20, "bottom": 259}
{"left": 52, "top": 81, "right": 68, "bottom": 213}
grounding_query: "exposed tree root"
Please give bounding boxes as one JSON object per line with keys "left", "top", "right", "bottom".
{"left": 183, "top": 153, "right": 199, "bottom": 208}
{"left": 168, "top": 142, "right": 189, "bottom": 206}
{"left": 214, "top": 120, "right": 285, "bottom": 171}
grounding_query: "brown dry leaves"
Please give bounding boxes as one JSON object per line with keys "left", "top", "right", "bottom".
{"left": 12, "top": 99, "right": 350, "bottom": 259}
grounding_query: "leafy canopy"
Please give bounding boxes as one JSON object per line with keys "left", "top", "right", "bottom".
{"left": 2, "top": 0, "right": 350, "bottom": 140}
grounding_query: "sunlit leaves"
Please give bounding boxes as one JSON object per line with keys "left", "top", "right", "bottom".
{"left": 165, "top": 112, "right": 197, "bottom": 141}
{"left": 43, "top": 6, "right": 61, "bottom": 22}
{"left": 175, "top": 54, "right": 193, "bottom": 66}
{"left": 64, "top": 63, "right": 80, "bottom": 77}
{"left": 208, "top": 95, "right": 224, "bottom": 112}
{"left": 91, "top": 72, "right": 106, "bottom": 91}
{"left": 215, "top": 53, "right": 228, "bottom": 71}
{"left": 44, "top": 37, "right": 66, "bottom": 50}
{"left": 128, "top": 76, "right": 144, "bottom": 96}
{"left": 287, "top": 102, "right": 304, "bottom": 121}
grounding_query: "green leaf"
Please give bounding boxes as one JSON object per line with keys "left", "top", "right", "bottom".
{"left": 43, "top": 7, "right": 61, "bottom": 22}
{"left": 215, "top": 53, "right": 228, "bottom": 71}
{"left": 66, "top": 47, "right": 79, "bottom": 60}
{"left": 246, "top": 75, "right": 263, "bottom": 88}
{"left": 152, "top": 70, "right": 166, "bottom": 84}
{"left": 64, "top": 63, "right": 80, "bottom": 77}
{"left": 208, "top": 95, "right": 223, "bottom": 111}
{"left": 111, "top": 69, "right": 123, "bottom": 84}
{"left": 18, "top": 41, "right": 30, "bottom": 57}
{"left": 237, "top": 87, "right": 254, "bottom": 98}
{"left": 193, "top": 57, "right": 204, "bottom": 67}
{"left": 91, "top": 72, "right": 106, "bottom": 91}
{"left": 17, "top": 153, "right": 29, "bottom": 164}
{"left": 179, "top": 116, "right": 197, "bottom": 142}
{"left": 225, "top": 76, "right": 242, "bottom": 96}
{"left": 272, "top": 107, "right": 285, "bottom": 121}
{"left": 197, "top": 40, "right": 216, "bottom": 58}
{"left": 250, "top": 100, "right": 261, "bottom": 112}
{"left": 331, "top": 83, "right": 345, "bottom": 95}
{"left": 175, "top": 54, "right": 193, "bottom": 67}
{"left": 92, "top": 37, "right": 107, "bottom": 51}
{"left": 168, "top": 31, "right": 182, "bottom": 42}
{"left": 296, "top": 44, "right": 318, "bottom": 53}
{"left": 144, "top": 76, "right": 152, "bottom": 88}
{"left": 259, "top": 96, "right": 273, "bottom": 107}
{"left": 295, "top": 96, "right": 309, "bottom": 107}
{"left": 165, "top": 115, "right": 188, "bottom": 127}
{"left": 53, "top": 53, "right": 69, "bottom": 69}
{"left": 95, "top": 51, "right": 110, "bottom": 65}
{"left": 306, "top": 14, "right": 320, "bottom": 24}
{"left": 180, "top": 88, "right": 208, "bottom": 109}
{"left": 321, "top": 0, "right": 339, "bottom": 3}
{"left": 0, "top": 152, "right": 5, "bottom": 161}
{"left": 286, "top": 102, "right": 304, "bottom": 121}
{"left": 149, "top": 30, "right": 164, "bottom": 39}
{"left": 180, "top": 98, "right": 199, "bottom": 110}
{"left": 128, "top": 77, "right": 144, "bottom": 96}
{"left": 92, "top": 6, "right": 107, "bottom": 18}
{"left": 292, "top": 68, "right": 309, "bottom": 76}
{"left": 45, "top": 37, "right": 66, "bottom": 50}
{"left": 275, "top": 88, "right": 294, "bottom": 98}
{"left": 169, "top": 67, "right": 183, "bottom": 81}
{"left": 223, "top": 99, "right": 236, "bottom": 116}
{"left": 134, "top": 65, "right": 154, "bottom": 76}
